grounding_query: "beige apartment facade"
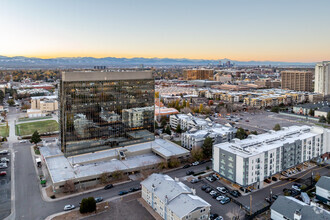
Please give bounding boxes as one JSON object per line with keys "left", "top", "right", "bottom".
{"left": 183, "top": 69, "right": 213, "bottom": 80}
{"left": 281, "top": 71, "right": 313, "bottom": 92}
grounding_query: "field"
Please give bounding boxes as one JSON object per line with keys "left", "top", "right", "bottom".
{"left": 16, "top": 120, "right": 58, "bottom": 136}
{"left": 0, "top": 126, "right": 9, "bottom": 137}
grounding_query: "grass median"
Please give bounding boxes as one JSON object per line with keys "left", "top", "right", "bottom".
{"left": 16, "top": 120, "right": 59, "bottom": 136}
{"left": 0, "top": 126, "right": 9, "bottom": 137}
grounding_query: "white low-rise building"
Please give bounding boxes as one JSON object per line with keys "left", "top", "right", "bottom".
{"left": 213, "top": 125, "right": 330, "bottom": 189}
{"left": 315, "top": 176, "right": 330, "bottom": 205}
{"left": 181, "top": 124, "right": 235, "bottom": 150}
{"left": 170, "top": 113, "right": 209, "bottom": 130}
{"left": 141, "top": 173, "right": 210, "bottom": 220}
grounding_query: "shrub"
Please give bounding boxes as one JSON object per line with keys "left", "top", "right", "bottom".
{"left": 206, "top": 166, "right": 210, "bottom": 170}
{"left": 50, "top": 195, "right": 56, "bottom": 199}
{"left": 80, "top": 197, "right": 96, "bottom": 214}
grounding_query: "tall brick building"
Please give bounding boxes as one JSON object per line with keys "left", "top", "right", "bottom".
{"left": 281, "top": 71, "right": 313, "bottom": 92}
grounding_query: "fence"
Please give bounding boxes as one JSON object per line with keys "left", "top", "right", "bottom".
{"left": 244, "top": 205, "right": 271, "bottom": 220}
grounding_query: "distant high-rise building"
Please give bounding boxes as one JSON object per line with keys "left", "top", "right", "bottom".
{"left": 183, "top": 69, "right": 214, "bottom": 80}
{"left": 59, "top": 71, "right": 155, "bottom": 156}
{"left": 315, "top": 61, "right": 330, "bottom": 96}
{"left": 281, "top": 70, "right": 313, "bottom": 92}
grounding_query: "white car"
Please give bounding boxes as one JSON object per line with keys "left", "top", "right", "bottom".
{"left": 192, "top": 161, "right": 199, "bottom": 166}
{"left": 0, "top": 163, "right": 8, "bottom": 169}
{"left": 209, "top": 190, "right": 217, "bottom": 196}
{"left": 216, "top": 187, "right": 227, "bottom": 194}
{"left": 19, "top": 140, "right": 28, "bottom": 143}
{"left": 216, "top": 195, "right": 225, "bottom": 201}
{"left": 64, "top": 204, "right": 75, "bottom": 211}
{"left": 0, "top": 158, "right": 9, "bottom": 163}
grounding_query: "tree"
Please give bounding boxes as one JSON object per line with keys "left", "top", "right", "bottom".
{"left": 191, "top": 148, "right": 204, "bottom": 162}
{"left": 308, "top": 109, "right": 315, "bottom": 117}
{"left": 154, "top": 121, "right": 159, "bottom": 129}
{"left": 273, "top": 124, "right": 281, "bottom": 131}
{"left": 202, "top": 137, "right": 213, "bottom": 159}
{"left": 164, "top": 125, "right": 172, "bottom": 135}
{"left": 175, "top": 124, "right": 182, "bottom": 133}
{"left": 236, "top": 128, "right": 247, "bottom": 140}
{"left": 99, "top": 172, "right": 110, "bottom": 184}
{"left": 7, "top": 99, "right": 15, "bottom": 106}
{"left": 182, "top": 99, "right": 186, "bottom": 108}
{"left": 271, "top": 106, "right": 280, "bottom": 113}
{"left": 0, "top": 90, "right": 4, "bottom": 103}
{"left": 327, "top": 112, "right": 330, "bottom": 124}
{"left": 161, "top": 118, "right": 167, "bottom": 128}
{"left": 168, "top": 156, "right": 180, "bottom": 168}
{"left": 199, "top": 104, "right": 204, "bottom": 113}
{"left": 250, "top": 131, "right": 258, "bottom": 135}
{"left": 319, "top": 115, "right": 327, "bottom": 123}
{"left": 4, "top": 75, "right": 11, "bottom": 82}
{"left": 186, "top": 101, "right": 190, "bottom": 108}
{"left": 63, "top": 180, "right": 75, "bottom": 193}
{"left": 112, "top": 170, "right": 123, "bottom": 180}
{"left": 80, "top": 197, "right": 96, "bottom": 214}
{"left": 30, "top": 130, "right": 41, "bottom": 145}
{"left": 155, "top": 91, "right": 159, "bottom": 98}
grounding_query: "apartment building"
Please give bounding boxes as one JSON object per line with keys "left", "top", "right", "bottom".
{"left": 141, "top": 173, "right": 210, "bottom": 220}
{"left": 170, "top": 113, "right": 209, "bottom": 130}
{"left": 181, "top": 124, "right": 235, "bottom": 150}
{"left": 31, "top": 96, "right": 58, "bottom": 112}
{"left": 281, "top": 71, "right": 313, "bottom": 92}
{"left": 213, "top": 125, "right": 330, "bottom": 189}
{"left": 315, "top": 61, "right": 330, "bottom": 96}
{"left": 183, "top": 69, "right": 214, "bottom": 81}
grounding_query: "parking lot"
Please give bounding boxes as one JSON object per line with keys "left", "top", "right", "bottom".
{"left": 0, "top": 147, "right": 11, "bottom": 220}
{"left": 215, "top": 111, "right": 311, "bottom": 134}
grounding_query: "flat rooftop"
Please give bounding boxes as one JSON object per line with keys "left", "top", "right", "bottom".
{"left": 62, "top": 71, "right": 153, "bottom": 82}
{"left": 40, "top": 139, "right": 189, "bottom": 185}
{"left": 214, "top": 125, "right": 324, "bottom": 158}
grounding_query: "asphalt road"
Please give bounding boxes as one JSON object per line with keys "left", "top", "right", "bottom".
{"left": 0, "top": 148, "right": 11, "bottom": 220}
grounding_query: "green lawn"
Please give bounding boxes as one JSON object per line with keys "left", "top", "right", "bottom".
{"left": 0, "top": 126, "right": 9, "bottom": 137}
{"left": 16, "top": 120, "right": 59, "bottom": 136}
{"left": 18, "top": 116, "right": 52, "bottom": 122}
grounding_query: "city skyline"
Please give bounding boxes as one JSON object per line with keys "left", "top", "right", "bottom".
{"left": 1, "top": 0, "right": 330, "bottom": 62}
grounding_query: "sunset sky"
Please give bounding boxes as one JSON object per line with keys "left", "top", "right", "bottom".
{"left": 0, "top": 0, "right": 329, "bottom": 62}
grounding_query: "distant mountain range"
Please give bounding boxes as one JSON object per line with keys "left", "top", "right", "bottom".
{"left": 0, "top": 55, "right": 315, "bottom": 69}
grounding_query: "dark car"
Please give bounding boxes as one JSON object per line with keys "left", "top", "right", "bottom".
{"left": 272, "top": 177, "right": 278, "bottom": 181}
{"left": 265, "top": 197, "right": 272, "bottom": 203}
{"left": 104, "top": 184, "right": 113, "bottom": 190}
{"left": 186, "top": 170, "right": 194, "bottom": 175}
{"left": 212, "top": 192, "right": 221, "bottom": 199}
{"left": 95, "top": 197, "right": 103, "bottom": 203}
{"left": 118, "top": 191, "right": 128, "bottom": 195}
{"left": 201, "top": 185, "right": 208, "bottom": 191}
{"left": 230, "top": 190, "right": 241, "bottom": 198}
{"left": 264, "top": 179, "right": 271, "bottom": 184}
{"left": 183, "top": 164, "right": 191, "bottom": 169}
{"left": 205, "top": 187, "right": 212, "bottom": 193}
{"left": 200, "top": 160, "right": 207, "bottom": 164}
{"left": 272, "top": 194, "right": 278, "bottom": 200}
{"left": 129, "top": 187, "right": 139, "bottom": 192}
{"left": 210, "top": 213, "right": 219, "bottom": 220}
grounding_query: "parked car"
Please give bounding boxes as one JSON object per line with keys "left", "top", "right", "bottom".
{"left": 212, "top": 174, "right": 220, "bottom": 180}
{"left": 0, "top": 171, "right": 6, "bottom": 176}
{"left": 118, "top": 191, "right": 128, "bottom": 195}
{"left": 104, "top": 184, "right": 113, "bottom": 190}
{"left": 190, "top": 178, "right": 200, "bottom": 184}
{"left": 205, "top": 187, "right": 212, "bottom": 193}
{"left": 186, "top": 170, "right": 194, "bottom": 175}
{"left": 201, "top": 185, "right": 208, "bottom": 191}
{"left": 0, "top": 158, "right": 9, "bottom": 163}
{"left": 63, "top": 204, "right": 75, "bottom": 211}
{"left": 292, "top": 185, "right": 301, "bottom": 191}
{"left": 272, "top": 195, "right": 279, "bottom": 200}
{"left": 245, "top": 120, "right": 249, "bottom": 122}
{"left": 209, "top": 190, "right": 217, "bottom": 196}
{"left": 0, "top": 163, "right": 7, "bottom": 169}
{"left": 216, "top": 195, "right": 225, "bottom": 201}
{"left": 192, "top": 161, "right": 199, "bottom": 166}
{"left": 210, "top": 213, "right": 219, "bottom": 220}
{"left": 129, "top": 187, "right": 139, "bottom": 192}
{"left": 95, "top": 197, "right": 103, "bottom": 203}
{"left": 214, "top": 216, "right": 224, "bottom": 220}
{"left": 272, "top": 177, "right": 278, "bottom": 181}
{"left": 216, "top": 187, "right": 228, "bottom": 194}
{"left": 19, "top": 140, "right": 28, "bottom": 143}
{"left": 212, "top": 192, "right": 221, "bottom": 199}
{"left": 230, "top": 190, "right": 241, "bottom": 198}
{"left": 220, "top": 197, "right": 230, "bottom": 204}
{"left": 206, "top": 176, "right": 215, "bottom": 182}
{"left": 265, "top": 197, "right": 272, "bottom": 203}
{"left": 183, "top": 164, "right": 191, "bottom": 169}
{"left": 264, "top": 179, "right": 271, "bottom": 184}
{"left": 0, "top": 150, "right": 9, "bottom": 155}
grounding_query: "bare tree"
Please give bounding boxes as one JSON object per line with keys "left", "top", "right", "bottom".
{"left": 99, "top": 172, "right": 110, "bottom": 184}
{"left": 63, "top": 180, "right": 76, "bottom": 193}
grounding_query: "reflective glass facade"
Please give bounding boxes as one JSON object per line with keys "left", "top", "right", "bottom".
{"left": 60, "top": 71, "right": 155, "bottom": 156}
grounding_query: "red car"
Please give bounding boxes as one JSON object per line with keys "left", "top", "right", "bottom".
{"left": 0, "top": 171, "right": 6, "bottom": 176}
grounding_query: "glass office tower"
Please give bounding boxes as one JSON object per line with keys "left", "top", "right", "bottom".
{"left": 59, "top": 71, "right": 155, "bottom": 156}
